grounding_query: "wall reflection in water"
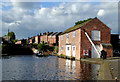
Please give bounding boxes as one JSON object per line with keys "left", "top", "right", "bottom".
{"left": 58, "top": 58, "right": 100, "bottom": 80}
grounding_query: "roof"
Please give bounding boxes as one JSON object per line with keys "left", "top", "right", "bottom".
{"left": 48, "top": 32, "right": 63, "bottom": 36}
{"left": 61, "top": 18, "right": 93, "bottom": 35}
{"left": 100, "top": 43, "right": 112, "bottom": 48}
{"left": 51, "top": 32, "right": 58, "bottom": 36}
{"left": 47, "top": 32, "right": 53, "bottom": 36}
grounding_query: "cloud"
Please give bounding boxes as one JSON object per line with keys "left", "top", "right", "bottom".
{"left": 2, "top": 2, "right": 118, "bottom": 39}
{"left": 97, "top": 9, "right": 105, "bottom": 16}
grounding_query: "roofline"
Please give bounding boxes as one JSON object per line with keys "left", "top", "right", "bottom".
{"left": 60, "top": 17, "right": 94, "bottom": 35}
{"left": 59, "top": 17, "right": 111, "bottom": 36}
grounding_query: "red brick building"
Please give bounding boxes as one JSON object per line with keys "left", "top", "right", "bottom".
{"left": 59, "top": 17, "right": 113, "bottom": 60}
{"left": 28, "top": 36, "right": 35, "bottom": 44}
{"left": 35, "top": 35, "right": 40, "bottom": 44}
{"left": 40, "top": 32, "right": 53, "bottom": 44}
{"left": 15, "top": 39, "right": 27, "bottom": 44}
{"left": 48, "top": 32, "right": 62, "bottom": 46}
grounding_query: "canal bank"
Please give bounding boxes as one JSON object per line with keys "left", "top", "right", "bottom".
{"left": 79, "top": 57, "right": 120, "bottom": 80}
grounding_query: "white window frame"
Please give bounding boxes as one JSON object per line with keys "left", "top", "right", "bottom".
{"left": 61, "top": 35, "right": 63, "bottom": 40}
{"left": 92, "top": 30, "right": 101, "bottom": 41}
{"left": 66, "top": 34, "right": 69, "bottom": 38}
{"left": 73, "top": 31, "right": 76, "bottom": 37}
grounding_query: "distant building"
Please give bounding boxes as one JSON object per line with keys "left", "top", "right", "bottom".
{"left": 111, "top": 34, "right": 120, "bottom": 49}
{"left": 15, "top": 39, "right": 27, "bottom": 44}
{"left": 27, "top": 32, "right": 62, "bottom": 46}
{"left": 2, "top": 36, "right": 10, "bottom": 42}
{"left": 48, "top": 32, "right": 62, "bottom": 46}
{"left": 40, "top": 32, "right": 53, "bottom": 44}
{"left": 1, "top": 36, "right": 11, "bottom": 44}
{"left": 59, "top": 17, "right": 113, "bottom": 60}
{"left": 35, "top": 35, "right": 40, "bottom": 44}
{"left": 28, "top": 36, "right": 35, "bottom": 44}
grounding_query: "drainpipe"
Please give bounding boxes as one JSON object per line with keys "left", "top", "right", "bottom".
{"left": 83, "top": 29, "right": 100, "bottom": 57}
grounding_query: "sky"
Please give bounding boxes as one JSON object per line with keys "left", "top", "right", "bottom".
{"left": 1, "top": 0, "right": 119, "bottom": 39}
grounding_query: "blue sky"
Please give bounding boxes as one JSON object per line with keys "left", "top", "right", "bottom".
{"left": 1, "top": 1, "right": 119, "bottom": 39}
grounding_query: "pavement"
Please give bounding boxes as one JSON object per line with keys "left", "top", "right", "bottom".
{"left": 80, "top": 57, "right": 120, "bottom": 80}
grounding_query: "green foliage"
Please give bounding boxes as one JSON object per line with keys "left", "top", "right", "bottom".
{"left": 74, "top": 18, "right": 92, "bottom": 26}
{"left": 48, "top": 46, "right": 55, "bottom": 52}
{"left": 4, "top": 35, "right": 7, "bottom": 36}
{"left": 7, "top": 32, "right": 16, "bottom": 41}
{"left": 32, "top": 43, "right": 37, "bottom": 45}
{"left": 55, "top": 47, "right": 59, "bottom": 53}
{"left": 13, "top": 39, "right": 18, "bottom": 43}
{"left": 37, "top": 41, "right": 46, "bottom": 51}
{"left": 61, "top": 54, "right": 66, "bottom": 56}
{"left": 37, "top": 41, "right": 55, "bottom": 52}
{"left": 32, "top": 43, "right": 37, "bottom": 49}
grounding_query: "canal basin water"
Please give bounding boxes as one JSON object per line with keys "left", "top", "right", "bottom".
{"left": 2, "top": 55, "right": 100, "bottom": 80}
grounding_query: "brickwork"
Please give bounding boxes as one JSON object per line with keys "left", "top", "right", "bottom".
{"left": 59, "top": 29, "right": 81, "bottom": 60}
{"left": 59, "top": 17, "right": 113, "bottom": 60}
{"left": 80, "top": 17, "right": 111, "bottom": 58}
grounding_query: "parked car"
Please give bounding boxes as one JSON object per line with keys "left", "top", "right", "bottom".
{"left": 113, "top": 49, "right": 120, "bottom": 57}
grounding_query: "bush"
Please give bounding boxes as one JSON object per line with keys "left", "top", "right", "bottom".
{"left": 48, "top": 46, "right": 55, "bottom": 52}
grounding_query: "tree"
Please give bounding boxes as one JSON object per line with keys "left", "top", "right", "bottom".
{"left": 37, "top": 41, "right": 46, "bottom": 51}
{"left": 7, "top": 32, "right": 16, "bottom": 41}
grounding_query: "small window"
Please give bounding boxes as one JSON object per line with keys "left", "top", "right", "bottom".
{"left": 67, "top": 47, "right": 69, "bottom": 50}
{"left": 73, "top": 31, "right": 76, "bottom": 37}
{"left": 61, "top": 46, "right": 63, "bottom": 51}
{"left": 61, "top": 35, "right": 63, "bottom": 40}
{"left": 92, "top": 30, "right": 100, "bottom": 41}
{"left": 66, "top": 34, "right": 69, "bottom": 38}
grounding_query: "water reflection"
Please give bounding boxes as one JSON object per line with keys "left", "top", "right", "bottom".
{"left": 2, "top": 55, "right": 100, "bottom": 80}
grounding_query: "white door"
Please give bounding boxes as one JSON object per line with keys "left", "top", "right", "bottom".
{"left": 66, "top": 45, "right": 71, "bottom": 57}
{"left": 91, "top": 45, "right": 100, "bottom": 58}
{"left": 72, "top": 46, "right": 76, "bottom": 57}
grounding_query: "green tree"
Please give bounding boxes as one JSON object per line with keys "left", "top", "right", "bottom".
{"left": 37, "top": 41, "right": 45, "bottom": 51}
{"left": 7, "top": 32, "right": 16, "bottom": 41}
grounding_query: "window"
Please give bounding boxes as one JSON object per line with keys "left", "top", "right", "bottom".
{"left": 73, "top": 31, "right": 76, "bottom": 37}
{"left": 67, "top": 47, "right": 69, "bottom": 50}
{"left": 66, "top": 34, "right": 69, "bottom": 38}
{"left": 92, "top": 30, "right": 100, "bottom": 41}
{"left": 61, "top": 46, "right": 63, "bottom": 51}
{"left": 61, "top": 35, "right": 63, "bottom": 40}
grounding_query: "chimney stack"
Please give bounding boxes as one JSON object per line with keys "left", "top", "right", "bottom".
{"left": 47, "top": 32, "right": 49, "bottom": 35}
{"left": 43, "top": 32, "right": 46, "bottom": 35}
{"left": 40, "top": 33, "right": 42, "bottom": 36}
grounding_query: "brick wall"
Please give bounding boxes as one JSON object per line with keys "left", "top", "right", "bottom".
{"left": 59, "top": 17, "right": 113, "bottom": 59}
{"left": 40, "top": 35, "right": 48, "bottom": 43}
{"left": 59, "top": 29, "right": 81, "bottom": 60}
{"left": 80, "top": 17, "right": 112, "bottom": 58}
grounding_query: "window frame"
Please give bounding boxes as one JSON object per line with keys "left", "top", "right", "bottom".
{"left": 73, "top": 31, "right": 76, "bottom": 37}
{"left": 92, "top": 30, "right": 101, "bottom": 41}
{"left": 66, "top": 34, "right": 69, "bottom": 38}
{"left": 61, "top": 35, "right": 63, "bottom": 40}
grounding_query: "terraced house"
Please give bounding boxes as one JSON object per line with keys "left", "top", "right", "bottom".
{"left": 48, "top": 32, "right": 62, "bottom": 46}
{"left": 58, "top": 17, "right": 113, "bottom": 60}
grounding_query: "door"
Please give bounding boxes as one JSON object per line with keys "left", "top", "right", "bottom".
{"left": 66, "top": 45, "right": 71, "bottom": 57}
{"left": 91, "top": 45, "right": 100, "bottom": 58}
{"left": 72, "top": 46, "right": 76, "bottom": 57}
